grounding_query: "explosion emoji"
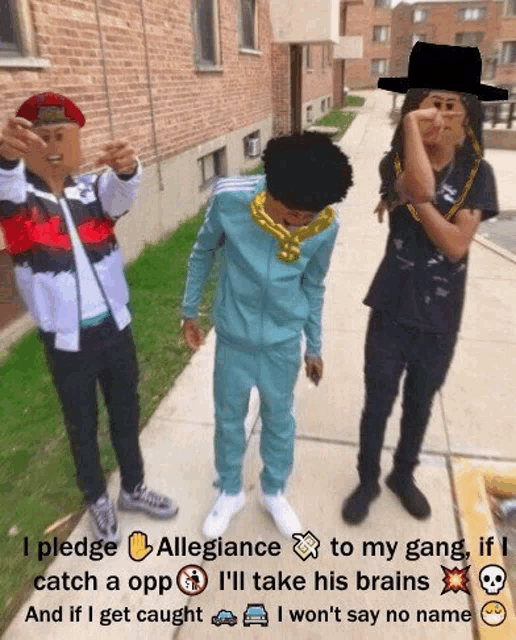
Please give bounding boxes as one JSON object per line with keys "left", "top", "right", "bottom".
{"left": 441, "top": 565, "right": 470, "bottom": 595}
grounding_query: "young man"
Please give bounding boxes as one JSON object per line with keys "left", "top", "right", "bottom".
{"left": 341, "top": 43, "right": 507, "bottom": 525}
{"left": 182, "top": 131, "right": 353, "bottom": 538}
{"left": 0, "top": 93, "right": 178, "bottom": 543}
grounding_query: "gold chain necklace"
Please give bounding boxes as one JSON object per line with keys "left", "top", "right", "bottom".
{"left": 394, "top": 123, "right": 482, "bottom": 222}
{"left": 249, "top": 191, "right": 335, "bottom": 263}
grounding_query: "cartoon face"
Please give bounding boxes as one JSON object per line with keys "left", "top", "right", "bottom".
{"left": 418, "top": 90, "right": 467, "bottom": 149}
{"left": 25, "top": 122, "right": 82, "bottom": 181}
{"left": 481, "top": 601, "right": 506, "bottom": 627}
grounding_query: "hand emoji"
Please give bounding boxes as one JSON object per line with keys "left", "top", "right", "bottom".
{"left": 128, "top": 531, "right": 153, "bottom": 562}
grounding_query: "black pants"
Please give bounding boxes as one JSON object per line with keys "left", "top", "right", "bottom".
{"left": 39, "top": 315, "right": 144, "bottom": 504}
{"left": 358, "top": 309, "right": 458, "bottom": 483}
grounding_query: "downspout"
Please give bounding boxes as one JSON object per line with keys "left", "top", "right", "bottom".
{"left": 93, "top": 0, "right": 115, "bottom": 139}
{"left": 139, "top": 0, "right": 164, "bottom": 191}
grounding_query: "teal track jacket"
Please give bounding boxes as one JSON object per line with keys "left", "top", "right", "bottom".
{"left": 181, "top": 176, "right": 339, "bottom": 357}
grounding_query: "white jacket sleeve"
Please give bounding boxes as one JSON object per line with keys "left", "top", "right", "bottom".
{"left": 0, "top": 158, "right": 28, "bottom": 211}
{"left": 96, "top": 160, "right": 142, "bottom": 220}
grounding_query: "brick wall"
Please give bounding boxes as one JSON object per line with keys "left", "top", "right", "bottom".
{"left": 0, "top": 0, "right": 273, "bottom": 173}
{"left": 303, "top": 44, "right": 334, "bottom": 101}
{"left": 271, "top": 43, "right": 290, "bottom": 135}
{"left": 391, "top": 2, "right": 415, "bottom": 76}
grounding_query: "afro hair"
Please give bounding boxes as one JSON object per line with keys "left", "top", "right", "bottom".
{"left": 262, "top": 130, "right": 353, "bottom": 212}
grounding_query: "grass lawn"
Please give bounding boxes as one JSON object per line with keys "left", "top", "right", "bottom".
{"left": 0, "top": 105, "right": 357, "bottom": 633}
{"left": 312, "top": 108, "right": 356, "bottom": 142}
{"left": 345, "top": 94, "right": 366, "bottom": 107}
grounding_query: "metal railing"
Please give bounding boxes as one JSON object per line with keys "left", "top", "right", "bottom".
{"left": 483, "top": 101, "right": 516, "bottom": 129}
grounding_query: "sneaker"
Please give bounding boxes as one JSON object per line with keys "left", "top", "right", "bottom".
{"left": 203, "top": 491, "right": 245, "bottom": 538}
{"left": 386, "top": 473, "right": 431, "bottom": 519}
{"left": 260, "top": 491, "right": 302, "bottom": 539}
{"left": 341, "top": 483, "right": 381, "bottom": 525}
{"left": 89, "top": 493, "right": 121, "bottom": 544}
{"left": 118, "top": 482, "right": 179, "bottom": 519}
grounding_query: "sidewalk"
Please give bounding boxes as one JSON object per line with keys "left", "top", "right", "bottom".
{"left": 4, "top": 90, "right": 516, "bottom": 639}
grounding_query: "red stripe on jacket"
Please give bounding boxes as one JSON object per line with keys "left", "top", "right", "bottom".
{"left": 0, "top": 206, "right": 115, "bottom": 255}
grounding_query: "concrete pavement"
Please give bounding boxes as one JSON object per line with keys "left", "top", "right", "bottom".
{"left": 4, "top": 89, "right": 516, "bottom": 639}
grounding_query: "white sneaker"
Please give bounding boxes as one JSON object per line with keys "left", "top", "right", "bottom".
{"left": 202, "top": 491, "right": 245, "bottom": 538}
{"left": 260, "top": 491, "right": 302, "bottom": 539}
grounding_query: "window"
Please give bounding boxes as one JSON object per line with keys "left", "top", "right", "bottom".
{"left": 193, "top": 0, "right": 221, "bottom": 66}
{"left": 304, "top": 45, "right": 312, "bottom": 70}
{"left": 0, "top": 0, "right": 20, "bottom": 55}
{"left": 413, "top": 8, "right": 427, "bottom": 23}
{"left": 458, "top": 7, "right": 486, "bottom": 20}
{"left": 239, "top": 0, "right": 257, "bottom": 50}
{"left": 455, "top": 32, "right": 483, "bottom": 46}
{"left": 321, "top": 98, "right": 326, "bottom": 111}
{"left": 412, "top": 33, "right": 427, "bottom": 46}
{"left": 373, "top": 26, "right": 389, "bottom": 43}
{"left": 506, "top": 0, "right": 516, "bottom": 15}
{"left": 199, "top": 148, "right": 226, "bottom": 188}
{"left": 501, "top": 41, "right": 516, "bottom": 64}
{"left": 371, "top": 58, "right": 388, "bottom": 74}
{"left": 306, "top": 105, "right": 313, "bottom": 123}
{"left": 328, "top": 96, "right": 332, "bottom": 109}
{"left": 374, "top": 0, "right": 391, "bottom": 8}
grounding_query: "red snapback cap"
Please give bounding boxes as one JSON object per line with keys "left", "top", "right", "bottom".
{"left": 16, "top": 92, "right": 85, "bottom": 127}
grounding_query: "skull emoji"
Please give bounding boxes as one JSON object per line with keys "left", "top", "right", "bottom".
{"left": 479, "top": 565, "right": 507, "bottom": 595}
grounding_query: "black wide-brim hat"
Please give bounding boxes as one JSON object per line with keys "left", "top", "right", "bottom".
{"left": 378, "top": 42, "right": 508, "bottom": 102}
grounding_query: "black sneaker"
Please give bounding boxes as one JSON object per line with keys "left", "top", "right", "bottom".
{"left": 386, "top": 473, "right": 431, "bottom": 519}
{"left": 341, "top": 483, "right": 381, "bottom": 525}
{"left": 89, "top": 493, "right": 121, "bottom": 544}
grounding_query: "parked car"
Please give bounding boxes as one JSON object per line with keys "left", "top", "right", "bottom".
{"left": 211, "top": 609, "right": 238, "bottom": 626}
{"left": 243, "top": 603, "right": 269, "bottom": 627}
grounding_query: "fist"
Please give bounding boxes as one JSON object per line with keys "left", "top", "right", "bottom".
{"left": 305, "top": 355, "right": 323, "bottom": 386}
{"left": 183, "top": 318, "right": 205, "bottom": 350}
{"left": 95, "top": 140, "right": 138, "bottom": 175}
{"left": 0, "top": 117, "right": 47, "bottom": 161}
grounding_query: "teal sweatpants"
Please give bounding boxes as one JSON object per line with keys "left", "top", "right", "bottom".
{"left": 213, "top": 334, "right": 302, "bottom": 495}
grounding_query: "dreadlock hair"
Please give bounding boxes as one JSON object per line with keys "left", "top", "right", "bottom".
{"left": 389, "top": 88, "right": 484, "bottom": 162}
{"left": 262, "top": 130, "right": 353, "bottom": 212}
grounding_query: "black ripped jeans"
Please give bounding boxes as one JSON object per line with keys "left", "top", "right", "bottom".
{"left": 38, "top": 315, "right": 144, "bottom": 504}
{"left": 357, "top": 309, "right": 458, "bottom": 483}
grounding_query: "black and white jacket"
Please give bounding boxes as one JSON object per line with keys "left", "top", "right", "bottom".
{"left": 0, "top": 157, "right": 141, "bottom": 351}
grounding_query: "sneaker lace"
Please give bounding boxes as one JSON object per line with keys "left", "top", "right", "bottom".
{"left": 134, "top": 484, "right": 167, "bottom": 508}
{"left": 91, "top": 496, "right": 116, "bottom": 532}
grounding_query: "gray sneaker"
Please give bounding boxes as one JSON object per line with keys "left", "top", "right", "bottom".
{"left": 118, "top": 482, "right": 179, "bottom": 519}
{"left": 89, "top": 493, "right": 121, "bottom": 544}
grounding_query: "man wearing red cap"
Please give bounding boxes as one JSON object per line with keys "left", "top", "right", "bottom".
{"left": 0, "top": 93, "right": 178, "bottom": 543}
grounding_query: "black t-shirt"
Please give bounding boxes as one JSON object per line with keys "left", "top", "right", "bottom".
{"left": 364, "top": 148, "right": 498, "bottom": 334}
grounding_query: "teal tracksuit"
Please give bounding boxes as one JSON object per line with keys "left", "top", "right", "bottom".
{"left": 182, "top": 175, "right": 339, "bottom": 494}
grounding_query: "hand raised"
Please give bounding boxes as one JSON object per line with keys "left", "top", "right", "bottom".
{"left": 95, "top": 140, "right": 138, "bottom": 175}
{"left": 0, "top": 117, "right": 47, "bottom": 160}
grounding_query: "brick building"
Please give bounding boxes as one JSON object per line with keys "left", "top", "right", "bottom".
{"left": 0, "top": 0, "right": 333, "bottom": 330}
{"left": 391, "top": 0, "right": 503, "bottom": 83}
{"left": 343, "top": 0, "right": 393, "bottom": 88}
{"left": 496, "top": 0, "right": 516, "bottom": 90}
